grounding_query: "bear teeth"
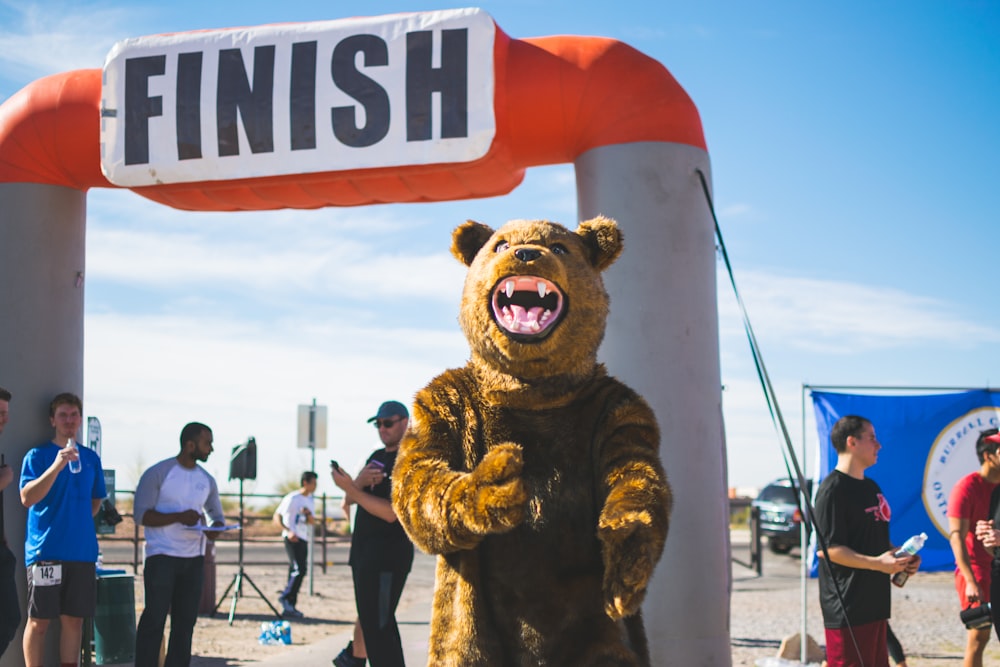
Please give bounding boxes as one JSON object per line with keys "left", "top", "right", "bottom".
{"left": 491, "top": 275, "right": 564, "bottom": 338}
{"left": 501, "top": 306, "right": 552, "bottom": 333}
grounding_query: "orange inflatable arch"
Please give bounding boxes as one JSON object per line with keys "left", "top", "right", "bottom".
{"left": 0, "top": 28, "right": 704, "bottom": 210}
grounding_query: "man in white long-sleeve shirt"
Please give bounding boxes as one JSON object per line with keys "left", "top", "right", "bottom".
{"left": 133, "top": 422, "right": 225, "bottom": 667}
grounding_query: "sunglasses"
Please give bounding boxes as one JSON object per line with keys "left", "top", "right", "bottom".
{"left": 374, "top": 417, "right": 403, "bottom": 429}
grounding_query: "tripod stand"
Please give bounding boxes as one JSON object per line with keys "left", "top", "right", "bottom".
{"left": 213, "top": 477, "right": 282, "bottom": 624}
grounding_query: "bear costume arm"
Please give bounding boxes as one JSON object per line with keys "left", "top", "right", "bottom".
{"left": 595, "top": 391, "right": 672, "bottom": 620}
{"left": 392, "top": 371, "right": 528, "bottom": 555}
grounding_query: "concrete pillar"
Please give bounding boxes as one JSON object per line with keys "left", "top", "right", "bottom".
{"left": 0, "top": 182, "right": 87, "bottom": 667}
{"left": 576, "top": 142, "right": 730, "bottom": 666}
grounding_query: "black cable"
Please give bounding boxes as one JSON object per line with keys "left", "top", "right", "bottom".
{"left": 696, "top": 168, "right": 865, "bottom": 666}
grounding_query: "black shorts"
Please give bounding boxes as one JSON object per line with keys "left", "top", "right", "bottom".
{"left": 26, "top": 561, "right": 96, "bottom": 619}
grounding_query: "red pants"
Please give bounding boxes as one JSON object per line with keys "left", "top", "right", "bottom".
{"left": 824, "top": 619, "right": 888, "bottom": 667}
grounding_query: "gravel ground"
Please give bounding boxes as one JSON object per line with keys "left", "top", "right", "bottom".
{"left": 114, "top": 532, "right": 998, "bottom": 666}
{"left": 730, "top": 537, "right": 1000, "bottom": 666}
{"left": 141, "top": 539, "right": 436, "bottom": 666}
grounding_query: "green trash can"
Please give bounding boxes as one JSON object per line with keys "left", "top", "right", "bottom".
{"left": 93, "top": 572, "right": 136, "bottom": 664}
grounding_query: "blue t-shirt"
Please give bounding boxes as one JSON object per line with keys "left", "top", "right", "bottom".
{"left": 20, "top": 442, "right": 107, "bottom": 566}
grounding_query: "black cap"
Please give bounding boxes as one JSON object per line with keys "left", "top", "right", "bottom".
{"left": 367, "top": 400, "right": 409, "bottom": 423}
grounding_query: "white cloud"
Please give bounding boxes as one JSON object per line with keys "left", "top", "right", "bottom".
{"left": 716, "top": 265, "right": 1000, "bottom": 490}
{"left": 86, "top": 191, "right": 467, "bottom": 305}
{"left": 84, "top": 310, "right": 469, "bottom": 492}
{"left": 719, "top": 203, "right": 753, "bottom": 218}
{"left": 718, "top": 268, "right": 1000, "bottom": 353}
{"left": 721, "top": 375, "right": 811, "bottom": 487}
{"left": 0, "top": 2, "right": 144, "bottom": 82}
{"left": 87, "top": 225, "right": 465, "bottom": 303}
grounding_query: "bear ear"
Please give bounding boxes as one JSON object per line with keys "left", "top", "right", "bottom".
{"left": 451, "top": 220, "right": 495, "bottom": 266}
{"left": 575, "top": 215, "right": 623, "bottom": 271}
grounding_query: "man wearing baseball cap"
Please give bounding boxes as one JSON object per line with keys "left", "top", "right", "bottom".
{"left": 331, "top": 400, "right": 414, "bottom": 667}
{"left": 366, "top": 401, "right": 409, "bottom": 425}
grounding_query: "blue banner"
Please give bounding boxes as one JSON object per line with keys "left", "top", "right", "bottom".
{"left": 810, "top": 390, "right": 1000, "bottom": 575}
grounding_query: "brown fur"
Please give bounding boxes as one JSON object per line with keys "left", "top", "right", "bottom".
{"left": 392, "top": 218, "right": 671, "bottom": 666}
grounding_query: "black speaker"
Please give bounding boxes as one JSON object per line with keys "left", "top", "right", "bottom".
{"left": 229, "top": 437, "right": 257, "bottom": 480}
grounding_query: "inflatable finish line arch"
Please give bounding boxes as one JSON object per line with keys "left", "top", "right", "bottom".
{"left": 0, "top": 8, "right": 728, "bottom": 665}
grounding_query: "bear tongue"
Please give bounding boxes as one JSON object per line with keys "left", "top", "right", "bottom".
{"left": 504, "top": 305, "right": 546, "bottom": 333}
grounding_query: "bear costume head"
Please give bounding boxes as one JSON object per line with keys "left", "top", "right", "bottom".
{"left": 392, "top": 216, "right": 670, "bottom": 666}
{"left": 451, "top": 216, "right": 622, "bottom": 408}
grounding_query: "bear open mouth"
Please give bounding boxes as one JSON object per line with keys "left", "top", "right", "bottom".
{"left": 490, "top": 276, "right": 565, "bottom": 339}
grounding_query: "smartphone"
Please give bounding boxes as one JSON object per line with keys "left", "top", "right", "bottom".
{"left": 369, "top": 460, "right": 385, "bottom": 470}
{"left": 330, "top": 460, "right": 341, "bottom": 472}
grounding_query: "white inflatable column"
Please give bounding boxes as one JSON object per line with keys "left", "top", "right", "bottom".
{"left": 0, "top": 182, "right": 87, "bottom": 667}
{"left": 576, "top": 142, "right": 730, "bottom": 666}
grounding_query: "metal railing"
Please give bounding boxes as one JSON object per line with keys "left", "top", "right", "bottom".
{"left": 99, "top": 490, "right": 349, "bottom": 574}
{"left": 730, "top": 502, "right": 762, "bottom": 576}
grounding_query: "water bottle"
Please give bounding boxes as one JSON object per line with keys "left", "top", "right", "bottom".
{"left": 258, "top": 622, "right": 278, "bottom": 645}
{"left": 278, "top": 620, "right": 292, "bottom": 645}
{"left": 891, "top": 532, "right": 927, "bottom": 587}
{"left": 66, "top": 439, "right": 81, "bottom": 474}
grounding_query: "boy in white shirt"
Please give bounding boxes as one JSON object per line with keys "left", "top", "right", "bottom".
{"left": 273, "top": 471, "right": 317, "bottom": 618}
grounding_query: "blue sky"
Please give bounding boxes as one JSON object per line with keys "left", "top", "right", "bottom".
{"left": 1, "top": 1, "right": 998, "bottom": 500}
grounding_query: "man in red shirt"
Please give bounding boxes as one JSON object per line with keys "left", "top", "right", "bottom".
{"left": 947, "top": 429, "right": 1000, "bottom": 667}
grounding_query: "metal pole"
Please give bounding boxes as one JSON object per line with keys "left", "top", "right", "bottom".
{"left": 801, "top": 384, "right": 808, "bottom": 663}
{"left": 320, "top": 494, "right": 328, "bottom": 574}
{"left": 308, "top": 398, "right": 316, "bottom": 594}
{"left": 307, "top": 522, "right": 314, "bottom": 596}
{"left": 309, "top": 398, "right": 317, "bottom": 474}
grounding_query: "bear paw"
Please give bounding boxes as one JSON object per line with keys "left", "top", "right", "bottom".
{"left": 600, "top": 510, "right": 660, "bottom": 619}
{"left": 450, "top": 443, "right": 528, "bottom": 536}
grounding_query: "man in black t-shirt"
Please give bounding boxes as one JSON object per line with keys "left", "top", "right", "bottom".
{"left": 331, "top": 400, "right": 414, "bottom": 667}
{"left": 814, "top": 415, "right": 920, "bottom": 667}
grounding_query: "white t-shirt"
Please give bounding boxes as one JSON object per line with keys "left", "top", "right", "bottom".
{"left": 134, "top": 458, "right": 224, "bottom": 558}
{"left": 276, "top": 491, "right": 315, "bottom": 541}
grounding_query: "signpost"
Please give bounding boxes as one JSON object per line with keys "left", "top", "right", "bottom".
{"left": 296, "top": 399, "right": 327, "bottom": 472}
{"left": 296, "top": 399, "right": 327, "bottom": 595}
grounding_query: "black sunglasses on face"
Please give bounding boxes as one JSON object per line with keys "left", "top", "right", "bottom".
{"left": 374, "top": 417, "right": 402, "bottom": 429}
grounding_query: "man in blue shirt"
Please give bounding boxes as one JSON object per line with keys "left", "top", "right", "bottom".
{"left": 19, "top": 392, "right": 106, "bottom": 667}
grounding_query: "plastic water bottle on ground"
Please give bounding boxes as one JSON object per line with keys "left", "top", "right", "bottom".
{"left": 258, "top": 620, "right": 292, "bottom": 645}
{"left": 891, "top": 532, "right": 927, "bottom": 587}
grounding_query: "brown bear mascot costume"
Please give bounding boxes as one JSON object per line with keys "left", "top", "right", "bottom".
{"left": 391, "top": 217, "right": 672, "bottom": 666}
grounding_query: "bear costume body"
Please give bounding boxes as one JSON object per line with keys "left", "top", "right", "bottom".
{"left": 392, "top": 217, "right": 671, "bottom": 666}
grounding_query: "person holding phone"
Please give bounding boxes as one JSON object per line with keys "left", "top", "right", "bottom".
{"left": 331, "top": 400, "right": 414, "bottom": 667}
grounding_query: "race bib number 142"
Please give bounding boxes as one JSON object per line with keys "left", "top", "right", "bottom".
{"left": 31, "top": 562, "right": 62, "bottom": 586}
